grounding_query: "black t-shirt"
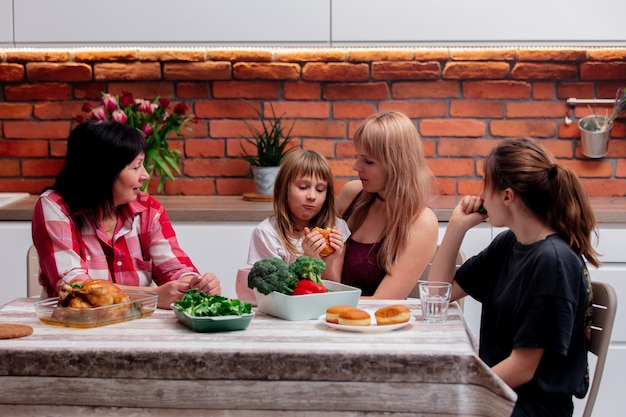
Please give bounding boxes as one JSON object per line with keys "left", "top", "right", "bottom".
{"left": 456, "top": 230, "right": 592, "bottom": 417}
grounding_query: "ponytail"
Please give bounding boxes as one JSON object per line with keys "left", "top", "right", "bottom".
{"left": 484, "top": 137, "right": 600, "bottom": 267}
{"left": 549, "top": 166, "right": 600, "bottom": 267}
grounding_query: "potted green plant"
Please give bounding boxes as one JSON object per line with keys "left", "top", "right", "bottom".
{"left": 578, "top": 86, "right": 626, "bottom": 158}
{"left": 77, "top": 91, "right": 196, "bottom": 193}
{"left": 239, "top": 102, "right": 297, "bottom": 195}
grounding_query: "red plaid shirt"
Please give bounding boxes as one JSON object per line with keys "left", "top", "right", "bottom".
{"left": 32, "top": 190, "right": 199, "bottom": 297}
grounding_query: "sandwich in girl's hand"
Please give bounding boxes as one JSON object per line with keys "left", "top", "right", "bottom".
{"left": 312, "top": 227, "right": 334, "bottom": 256}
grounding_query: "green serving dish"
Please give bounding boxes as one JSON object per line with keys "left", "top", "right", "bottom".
{"left": 171, "top": 305, "right": 255, "bottom": 332}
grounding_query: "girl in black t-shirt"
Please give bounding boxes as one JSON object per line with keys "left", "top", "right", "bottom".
{"left": 429, "top": 137, "right": 599, "bottom": 417}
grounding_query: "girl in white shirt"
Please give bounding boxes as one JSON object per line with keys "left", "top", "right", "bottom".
{"left": 247, "top": 149, "right": 350, "bottom": 281}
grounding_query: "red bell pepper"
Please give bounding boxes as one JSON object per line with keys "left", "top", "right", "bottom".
{"left": 292, "top": 279, "right": 327, "bottom": 295}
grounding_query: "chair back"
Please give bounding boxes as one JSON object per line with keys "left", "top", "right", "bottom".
{"left": 26, "top": 244, "right": 44, "bottom": 297}
{"left": 408, "top": 247, "right": 467, "bottom": 301}
{"left": 582, "top": 281, "right": 617, "bottom": 417}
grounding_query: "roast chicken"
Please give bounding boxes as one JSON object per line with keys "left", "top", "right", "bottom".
{"left": 58, "top": 279, "right": 130, "bottom": 308}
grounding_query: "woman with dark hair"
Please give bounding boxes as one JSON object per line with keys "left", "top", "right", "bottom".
{"left": 32, "top": 121, "right": 221, "bottom": 309}
{"left": 429, "top": 137, "right": 599, "bottom": 417}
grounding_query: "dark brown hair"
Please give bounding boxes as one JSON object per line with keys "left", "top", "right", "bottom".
{"left": 52, "top": 121, "right": 146, "bottom": 229}
{"left": 483, "top": 137, "right": 600, "bottom": 267}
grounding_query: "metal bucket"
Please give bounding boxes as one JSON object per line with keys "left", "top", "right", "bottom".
{"left": 579, "top": 115, "right": 612, "bottom": 158}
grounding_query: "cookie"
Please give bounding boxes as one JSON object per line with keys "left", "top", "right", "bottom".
{"left": 0, "top": 323, "right": 34, "bottom": 339}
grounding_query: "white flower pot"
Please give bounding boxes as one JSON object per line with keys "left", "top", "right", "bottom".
{"left": 579, "top": 115, "right": 612, "bottom": 159}
{"left": 252, "top": 166, "right": 279, "bottom": 195}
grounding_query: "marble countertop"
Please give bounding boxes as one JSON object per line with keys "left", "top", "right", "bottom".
{"left": 1, "top": 194, "right": 626, "bottom": 223}
{"left": 0, "top": 298, "right": 515, "bottom": 416}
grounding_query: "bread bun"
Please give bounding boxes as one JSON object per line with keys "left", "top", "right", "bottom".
{"left": 374, "top": 304, "right": 411, "bottom": 325}
{"left": 326, "top": 305, "right": 357, "bottom": 324}
{"left": 338, "top": 308, "right": 371, "bottom": 326}
{"left": 312, "top": 227, "right": 334, "bottom": 256}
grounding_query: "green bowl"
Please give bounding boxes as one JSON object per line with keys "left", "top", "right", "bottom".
{"left": 172, "top": 306, "right": 254, "bottom": 332}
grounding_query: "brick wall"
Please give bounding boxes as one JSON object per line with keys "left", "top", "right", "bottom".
{"left": 1, "top": 47, "right": 625, "bottom": 197}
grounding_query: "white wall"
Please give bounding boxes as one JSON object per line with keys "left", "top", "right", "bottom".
{"left": 332, "top": 0, "right": 626, "bottom": 46}
{"left": 2, "top": 0, "right": 625, "bottom": 47}
{"left": 0, "top": 0, "right": 12, "bottom": 46}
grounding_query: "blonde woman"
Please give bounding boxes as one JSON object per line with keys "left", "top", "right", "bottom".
{"left": 247, "top": 149, "right": 350, "bottom": 280}
{"left": 337, "top": 111, "right": 438, "bottom": 298}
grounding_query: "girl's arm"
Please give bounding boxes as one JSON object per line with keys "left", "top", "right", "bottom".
{"left": 371, "top": 207, "right": 439, "bottom": 299}
{"left": 492, "top": 348, "right": 545, "bottom": 388}
{"left": 429, "top": 195, "right": 487, "bottom": 301}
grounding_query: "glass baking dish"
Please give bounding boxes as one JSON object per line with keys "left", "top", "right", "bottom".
{"left": 34, "top": 290, "right": 158, "bottom": 328}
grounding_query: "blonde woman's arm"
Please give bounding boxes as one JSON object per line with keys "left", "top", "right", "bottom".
{"left": 371, "top": 207, "right": 439, "bottom": 299}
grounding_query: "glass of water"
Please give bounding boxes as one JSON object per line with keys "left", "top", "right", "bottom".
{"left": 418, "top": 281, "right": 452, "bottom": 323}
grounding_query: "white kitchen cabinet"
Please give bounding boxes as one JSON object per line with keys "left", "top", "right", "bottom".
{"left": 0, "top": 222, "right": 33, "bottom": 307}
{"left": 4, "top": 0, "right": 625, "bottom": 46}
{"left": 12, "top": 0, "right": 330, "bottom": 47}
{"left": 170, "top": 221, "right": 258, "bottom": 299}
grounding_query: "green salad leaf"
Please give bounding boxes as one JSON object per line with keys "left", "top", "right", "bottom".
{"left": 173, "top": 289, "right": 252, "bottom": 317}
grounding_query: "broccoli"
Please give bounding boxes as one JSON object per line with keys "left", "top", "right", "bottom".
{"left": 289, "top": 256, "right": 326, "bottom": 285}
{"left": 247, "top": 258, "right": 299, "bottom": 295}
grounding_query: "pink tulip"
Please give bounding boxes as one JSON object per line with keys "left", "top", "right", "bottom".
{"left": 102, "top": 94, "right": 118, "bottom": 112}
{"left": 138, "top": 100, "right": 155, "bottom": 114}
{"left": 90, "top": 106, "right": 108, "bottom": 121}
{"left": 159, "top": 98, "right": 170, "bottom": 109}
{"left": 142, "top": 123, "right": 154, "bottom": 136}
{"left": 112, "top": 109, "right": 127, "bottom": 123}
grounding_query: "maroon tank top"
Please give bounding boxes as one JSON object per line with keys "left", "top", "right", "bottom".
{"left": 341, "top": 192, "right": 385, "bottom": 296}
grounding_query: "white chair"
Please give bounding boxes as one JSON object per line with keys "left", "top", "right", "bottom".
{"left": 581, "top": 281, "right": 617, "bottom": 417}
{"left": 26, "top": 244, "right": 44, "bottom": 297}
{"left": 408, "top": 247, "right": 467, "bottom": 302}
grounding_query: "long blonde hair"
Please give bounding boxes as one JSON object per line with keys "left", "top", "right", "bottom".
{"left": 273, "top": 149, "right": 338, "bottom": 256}
{"left": 348, "top": 111, "right": 433, "bottom": 272}
{"left": 483, "top": 137, "right": 600, "bottom": 267}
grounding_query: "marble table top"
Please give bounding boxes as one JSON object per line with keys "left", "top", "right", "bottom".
{"left": 0, "top": 298, "right": 516, "bottom": 417}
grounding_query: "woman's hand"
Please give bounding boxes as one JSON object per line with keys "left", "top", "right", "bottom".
{"left": 187, "top": 272, "right": 221, "bottom": 295}
{"left": 154, "top": 280, "right": 194, "bottom": 309}
{"left": 155, "top": 273, "right": 221, "bottom": 309}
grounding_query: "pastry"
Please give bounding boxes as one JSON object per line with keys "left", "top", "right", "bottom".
{"left": 312, "top": 227, "right": 334, "bottom": 256}
{"left": 326, "top": 305, "right": 357, "bottom": 324}
{"left": 374, "top": 304, "right": 411, "bottom": 325}
{"left": 338, "top": 308, "right": 371, "bottom": 326}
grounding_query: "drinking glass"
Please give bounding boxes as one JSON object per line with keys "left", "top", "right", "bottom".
{"left": 419, "top": 281, "right": 451, "bottom": 323}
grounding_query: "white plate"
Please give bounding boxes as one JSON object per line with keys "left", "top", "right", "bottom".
{"left": 317, "top": 313, "right": 415, "bottom": 333}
